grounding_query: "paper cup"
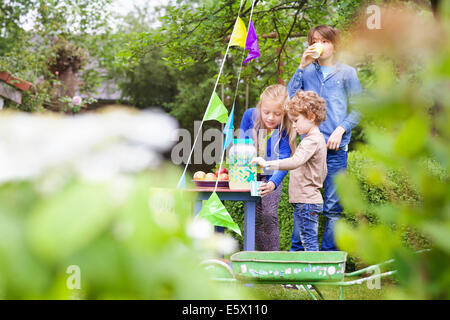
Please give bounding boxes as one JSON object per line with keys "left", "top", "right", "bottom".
{"left": 310, "top": 43, "right": 324, "bottom": 59}
{"left": 250, "top": 181, "right": 263, "bottom": 197}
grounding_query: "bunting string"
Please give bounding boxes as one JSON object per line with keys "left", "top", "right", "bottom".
{"left": 177, "top": 0, "right": 247, "bottom": 188}
{"left": 180, "top": 0, "right": 260, "bottom": 236}
{"left": 213, "top": 0, "right": 257, "bottom": 192}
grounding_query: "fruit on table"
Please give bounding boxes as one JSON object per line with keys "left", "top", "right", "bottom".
{"left": 204, "top": 173, "right": 218, "bottom": 181}
{"left": 193, "top": 171, "right": 206, "bottom": 180}
{"left": 218, "top": 173, "right": 229, "bottom": 181}
{"left": 216, "top": 167, "right": 228, "bottom": 175}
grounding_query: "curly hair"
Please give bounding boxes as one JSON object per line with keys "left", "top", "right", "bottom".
{"left": 284, "top": 91, "right": 327, "bottom": 125}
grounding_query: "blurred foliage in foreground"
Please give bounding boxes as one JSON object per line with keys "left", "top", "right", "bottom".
{"left": 0, "top": 109, "right": 251, "bottom": 299}
{"left": 0, "top": 169, "right": 250, "bottom": 299}
{"left": 334, "top": 3, "right": 450, "bottom": 299}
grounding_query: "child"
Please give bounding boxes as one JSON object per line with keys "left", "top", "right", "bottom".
{"left": 286, "top": 25, "right": 362, "bottom": 251}
{"left": 239, "top": 84, "right": 296, "bottom": 251}
{"left": 251, "top": 90, "right": 327, "bottom": 251}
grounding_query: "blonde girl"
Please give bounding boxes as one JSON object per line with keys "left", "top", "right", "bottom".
{"left": 238, "top": 84, "right": 296, "bottom": 251}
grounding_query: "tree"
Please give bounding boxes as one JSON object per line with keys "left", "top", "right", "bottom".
{"left": 0, "top": 0, "right": 32, "bottom": 53}
{"left": 109, "top": 9, "right": 178, "bottom": 110}
{"left": 0, "top": 0, "right": 112, "bottom": 112}
{"left": 118, "top": 0, "right": 363, "bottom": 131}
{"left": 334, "top": 3, "right": 450, "bottom": 299}
{"left": 120, "top": 0, "right": 450, "bottom": 299}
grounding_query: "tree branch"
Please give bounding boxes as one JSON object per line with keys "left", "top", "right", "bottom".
{"left": 278, "top": 1, "right": 307, "bottom": 60}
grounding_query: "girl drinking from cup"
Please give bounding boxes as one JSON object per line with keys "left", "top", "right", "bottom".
{"left": 287, "top": 25, "right": 362, "bottom": 251}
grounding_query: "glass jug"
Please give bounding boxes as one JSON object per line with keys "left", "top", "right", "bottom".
{"left": 228, "top": 139, "right": 257, "bottom": 190}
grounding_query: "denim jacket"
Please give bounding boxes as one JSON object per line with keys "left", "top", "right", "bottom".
{"left": 287, "top": 61, "right": 362, "bottom": 147}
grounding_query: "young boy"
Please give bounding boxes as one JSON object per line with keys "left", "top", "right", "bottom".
{"left": 287, "top": 25, "right": 362, "bottom": 251}
{"left": 251, "top": 90, "right": 327, "bottom": 251}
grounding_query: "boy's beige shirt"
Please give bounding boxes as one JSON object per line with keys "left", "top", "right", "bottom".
{"left": 269, "top": 126, "right": 327, "bottom": 203}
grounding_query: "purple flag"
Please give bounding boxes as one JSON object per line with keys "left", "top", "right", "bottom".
{"left": 243, "top": 19, "right": 260, "bottom": 64}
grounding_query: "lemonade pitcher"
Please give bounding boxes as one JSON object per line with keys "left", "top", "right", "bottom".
{"left": 228, "top": 139, "right": 257, "bottom": 190}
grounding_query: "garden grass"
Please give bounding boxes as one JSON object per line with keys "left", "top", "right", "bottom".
{"left": 241, "top": 278, "right": 397, "bottom": 300}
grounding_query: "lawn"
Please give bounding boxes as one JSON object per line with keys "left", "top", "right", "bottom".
{"left": 234, "top": 279, "right": 398, "bottom": 300}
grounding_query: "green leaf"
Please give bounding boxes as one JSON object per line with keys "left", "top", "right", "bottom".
{"left": 335, "top": 220, "right": 358, "bottom": 253}
{"left": 421, "top": 223, "right": 450, "bottom": 253}
{"left": 394, "top": 115, "right": 428, "bottom": 157}
{"left": 0, "top": 215, "right": 50, "bottom": 298}
{"left": 335, "top": 172, "right": 367, "bottom": 215}
{"left": 27, "top": 181, "right": 118, "bottom": 262}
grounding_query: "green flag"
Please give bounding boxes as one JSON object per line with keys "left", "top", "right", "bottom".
{"left": 204, "top": 92, "right": 229, "bottom": 123}
{"left": 197, "top": 192, "right": 241, "bottom": 236}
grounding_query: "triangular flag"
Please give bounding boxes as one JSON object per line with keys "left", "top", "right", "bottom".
{"left": 244, "top": 19, "right": 260, "bottom": 64}
{"left": 204, "top": 92, "right": 229, "bottom": 123}
{"left": 197, "top": 192, "right": 241, "bottom": 236}
{"left": 229, "top": 17, "right": 247, "bottom": 48}
{"left": 222, "top": 105, "right": 234, "bottom": 151}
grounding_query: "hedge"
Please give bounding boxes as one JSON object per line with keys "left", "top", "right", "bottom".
{"left": 224, "top": 149, "right": 431, "bottom": 270}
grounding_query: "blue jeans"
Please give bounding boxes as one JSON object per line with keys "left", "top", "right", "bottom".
{"left": 290, "top": 147, "right": 348, "bottom": 251}
{"left": 322, "top": 147, "right": 348, "bottom": 250}
{"left": 290, "top": 210, "right": 304, "bottom": 251}
{"left": 290, "top": 203, "right": 322, "bottom": 251}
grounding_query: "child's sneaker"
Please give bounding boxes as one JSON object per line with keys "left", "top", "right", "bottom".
{"left": 299, "top": 284, "right": 316, "bottom": 292}
{"left": 282, "top": 284, "right": 299, "bottom": 290}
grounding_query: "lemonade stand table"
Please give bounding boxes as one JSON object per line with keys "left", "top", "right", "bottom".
{"left": 187, "top": 187, "right": 258, "bottom": 251}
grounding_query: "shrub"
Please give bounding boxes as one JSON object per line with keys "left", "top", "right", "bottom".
{"left": 225, "top": 148, "right": 431, "bottom": 271}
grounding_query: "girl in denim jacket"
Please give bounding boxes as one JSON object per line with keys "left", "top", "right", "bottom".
{"left": 287, "top": 25, "right": 362, "bottom": 251}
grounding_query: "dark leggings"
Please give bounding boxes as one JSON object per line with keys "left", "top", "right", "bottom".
{"left": 255, "top": 176, "right": 282, "bottom": 251}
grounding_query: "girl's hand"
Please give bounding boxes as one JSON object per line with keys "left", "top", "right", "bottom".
{"left": 250, "top": 157, "right": 268, "bottom": 168}
{"left": 258, "top": 181, "right": 276, "bottom": 197}
{"left": 299, "top": 46, "right": 317, "bottom": 69}
{"left": 327, "top": 126, "right": 346, "bottom": 150}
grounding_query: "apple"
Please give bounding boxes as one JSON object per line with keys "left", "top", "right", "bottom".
{"left": 218, "top": 173, "right": 229, "bottom": 181}
{"left": 216, "top": 167, "right": 228, "bottom": 175}
{"left": 193, "top": 171, "right": 206, "bottom": 180}
{"left": 204, "top": 173, "right": 217, "bottom": 181}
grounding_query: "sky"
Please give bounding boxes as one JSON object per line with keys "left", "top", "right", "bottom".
{"left": 109, "top": 0, "right": 164, "bottom": 28}
{"left": 111, "top": 0, "right": 160, "bottom": 15}
{"left": 21, "top": 0, "right": 164, "bottom": 31}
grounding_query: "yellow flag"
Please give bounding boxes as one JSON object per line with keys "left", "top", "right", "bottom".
{"left": 229, "top": 17, "right": 247, "bottom": 48}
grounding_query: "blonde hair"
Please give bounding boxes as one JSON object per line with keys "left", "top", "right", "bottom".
{"left": 284, "top": 90, "right": 327, "bottom": 125}
{"left": 252, "top": 84, "right": 297, "bottom": 155}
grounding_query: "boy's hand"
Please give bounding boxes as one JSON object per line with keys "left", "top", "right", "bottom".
{"left": 327, "top": 126, "right": 346, "bottom": 150}
{"left": 250, "top": 157, "right": 268, "bottom": 168}
{"left": 299, "top": 45, "right": 317, "bottom": 69}
{"left": 258, "top": 181, "right": 276, "bottom": 197}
